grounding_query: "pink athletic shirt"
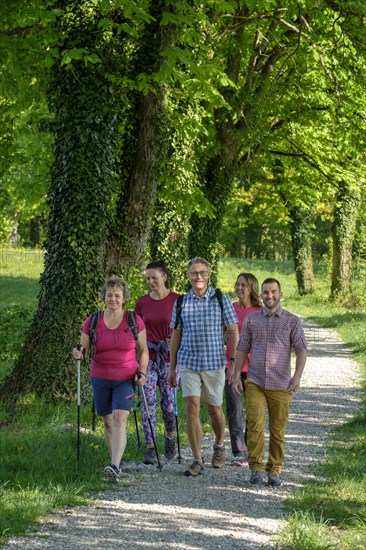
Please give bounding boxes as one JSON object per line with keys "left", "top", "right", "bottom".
{"left": 226, "top": 303, "right": 262, "bottom": 371}
{"left": 134, "top": 291, "right": 179, "bottom": 361}
{"left": 82, "top": 311, "right": 145, "bottom": 381}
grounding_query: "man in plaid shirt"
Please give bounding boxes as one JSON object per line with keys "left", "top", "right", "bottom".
{"left": 231, "top": 278, "right": 307, "bottom": 487}
{"left": 168, "top": 257, "right": 238, "bottom": 477}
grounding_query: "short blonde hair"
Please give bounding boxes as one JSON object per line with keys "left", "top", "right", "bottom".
{"left": 100, "top": 276, "right": 130, "bottom": 305}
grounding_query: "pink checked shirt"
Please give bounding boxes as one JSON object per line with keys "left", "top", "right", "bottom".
{"left": 237, "top": 307, "right": 307, "bottom": 390}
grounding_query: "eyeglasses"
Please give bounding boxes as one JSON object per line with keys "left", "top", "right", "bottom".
{"left": 189, "top": 271, "right": 210, "bottom": 278}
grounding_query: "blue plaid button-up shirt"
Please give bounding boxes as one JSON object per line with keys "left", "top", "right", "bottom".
{"left": 170, "top": 286, "right": 238, "bottom": 372}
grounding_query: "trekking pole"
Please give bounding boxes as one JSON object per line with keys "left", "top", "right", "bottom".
{"left": 140, "top": 384, "right": 162, "bottom": 471}
{"left": 91, "top": 399, "right": 96, "bottom": 432}
{"left": 76, "top": 344, "right": 81, "bottom": 468}
{"left": 133, "top": 391, "right": 141, "bottom": 449}
{"left": 173, "top": 388, "right": 182, "bottom": 464}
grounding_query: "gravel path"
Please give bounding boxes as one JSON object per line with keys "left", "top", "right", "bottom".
{"left": 3, "top": 321, "right": 362, "bottom": 549}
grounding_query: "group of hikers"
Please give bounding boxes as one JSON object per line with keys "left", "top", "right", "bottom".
{"left": 72, "top": 256, "right": 307, "bottom": 487}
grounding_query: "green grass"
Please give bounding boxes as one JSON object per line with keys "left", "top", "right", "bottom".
{"left": 1, "top": 250, "right": 366, "bottom": 547}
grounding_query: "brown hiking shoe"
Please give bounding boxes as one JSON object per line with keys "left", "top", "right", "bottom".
{"left": 184, "top": 460, "right": 204, "bottom": 477}
{"left": 212, "top": 444, "right": 226, "bottom": 468}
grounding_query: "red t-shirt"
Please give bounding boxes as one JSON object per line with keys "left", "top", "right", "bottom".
{"left": 82, "top": 311, "right": 145, "bottom": 381}
{"left": 226, "top": 303, "right": 263, "bottom": 371}
{"left": 134, "top": 291, "right": 180, "bottom": 361}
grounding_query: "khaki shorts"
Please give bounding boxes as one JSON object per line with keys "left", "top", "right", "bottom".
{"left": 180, "top": 368, "right": 225, "bottom": 406}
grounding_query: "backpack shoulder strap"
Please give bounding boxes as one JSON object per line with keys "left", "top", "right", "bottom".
{"left": 211, "top": 288, "right": 224, "bottom": 323}
{"left": 214, "top": 288, "right": 224, "bottom": 313}
{"left": 126, "top": 310, "right": 138, "bottom": 342}
{"left": 174, "top": 295, "right": 185, "bottom": 330}
{"left": 89, "top": 311, "right": 100, "bottom": 357}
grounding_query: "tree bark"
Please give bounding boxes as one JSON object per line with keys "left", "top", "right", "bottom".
{"left": 331, "top": 182, "right": 360, "bottom": 299}
{"left": 0, "top": 4, "right": 121, "bottom": 399}
{"left": 289, "top": 207, "right": 315, "bottom": 295}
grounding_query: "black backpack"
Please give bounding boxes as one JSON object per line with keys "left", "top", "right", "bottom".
{"left": 174, "top": 288, "right": 224, "bottom": 330}
{"left": 89, "top": 310, "right": 138, "bottom": 357}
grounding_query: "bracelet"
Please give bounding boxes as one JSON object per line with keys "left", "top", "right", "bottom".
{"left": 137, "top": 370, "right": 146, "bottom": 378}
{"left": 230, "top": 357, "right": 235, "bottom": 361}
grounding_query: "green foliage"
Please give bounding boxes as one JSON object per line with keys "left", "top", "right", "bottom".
{"left": 1, "top": 2, "right": 125, "bottom": 398}
{"left": 1, "top": 0, "right": 366, "bottom": 394}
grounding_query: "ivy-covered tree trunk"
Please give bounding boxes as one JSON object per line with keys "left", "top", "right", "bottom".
{"left": 105, "top": 1, "right": 176, "bottom": 276}
{"left": 331, "top": 182, "right": 360, "bottom": 299}
{"left": 188, "top": 13, "right": 245, "bottom": 282}
{"left": 189, "top": 149, "right": 237, "bottom": 282}
{"left": 289, "top": 207, "right": 315, "bottom": 295}
{"left": 1, "top": 4, "right": 122, "bottom": 399}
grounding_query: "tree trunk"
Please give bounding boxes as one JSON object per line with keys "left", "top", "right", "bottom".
{"left": 331, "top": 182, "right": 360, "bottom": 299}
{"left": 289, "top": 207, "right": 315, "bottom": 295}
{"left": 1, "top": 5, "right": 122, "bottom": 399}
{"left": 105, "top": 1, "right": 176, "bottom": 276}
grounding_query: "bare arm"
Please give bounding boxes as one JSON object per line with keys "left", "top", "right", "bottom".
{"left": 231, "top": 350, "right": 249, "bottom": 396}
{"left": 72, "top": 332, "right": 90, "bottom": 360}
{"left": 136, "top": 329, "right": 149, "bottom": 386}
{"left": 225, "top": 323, "right": 239, "bottom": 385}
{"left": 226, "top": 323, "right": 239, "bottom": 359}
{"left": 168, "top": 328, "right": 182, "bottom": 387}
{"left": 288, "top": 350, "right": 307, "bottom": 391}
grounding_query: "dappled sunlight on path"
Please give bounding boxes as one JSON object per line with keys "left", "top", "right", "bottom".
{"left": 3, "top": 321, "right": 362, "bottom": 550}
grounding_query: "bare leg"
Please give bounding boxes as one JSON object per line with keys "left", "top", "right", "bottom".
{"left": 185, "top": 396, "right": 202, "bottom": 461}
{"left": 207, "top": 404, "right": 226, "bottom": 445}
{"left": 102, "top": 410, "right": 129, "bottom": 466}
{"left": 102, "top": 414, "right": 113, "bottom": 455}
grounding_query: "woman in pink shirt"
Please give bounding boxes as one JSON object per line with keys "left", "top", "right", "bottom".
{"left": 135, "top": 260, "right": 180, "bottom": 465}
{"left": 225, "top": 273, "right": 262, "bottom": 466}
{"left": 73, "top": 276, "right": 149, "bottom": 481}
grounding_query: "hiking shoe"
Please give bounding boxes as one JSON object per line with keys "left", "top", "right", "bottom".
{"left": 212, "top": 443, "right": 226, "bottom": 468}
{"left": 184, "top": 460, "right": 204, "bottom": 477}
{"left": 164, "top": 436, "right": 176, "bottom": 460}
{"left": 143, "top": 447, "right": 156, "bottom": 465}
{"left": 250, "top": 470, "right": 264, "bottom": 486}
{"left": 104, "top": 463, "right": 121, "bottom": 481}
{"left": 268, "top": 472, "right": 282, "bottom": 487}
{"left": 231, "top": 453, "right": 248, "bottom": 467}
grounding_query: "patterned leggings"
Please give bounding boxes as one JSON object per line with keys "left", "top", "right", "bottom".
{"left": 140, "top": 359, "right": 175, "bottom": 447}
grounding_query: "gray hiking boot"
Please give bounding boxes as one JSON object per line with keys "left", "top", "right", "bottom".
{"left": 164, "top": 435, "right": 176, "bottom": 460}
{"left": 268, "top": 472, "right": 282, "bottom": 487}
{"left": 184, "top": 460, "right": 204, "bottom": 477}
{"left": 143, "top": 447, "right": 156, "bottom": 465}
{"left": 212, "top": 443, "right": 226, "bottom": 468}
{"left": 249, "top": 470, "right": 264, "bottom": 486}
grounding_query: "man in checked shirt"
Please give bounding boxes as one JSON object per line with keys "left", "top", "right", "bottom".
{"left": 230, "top": 278, "right": 307, "bottom": 487}
{"left": 169, "top": 257, "right": 238, "bottom": 477}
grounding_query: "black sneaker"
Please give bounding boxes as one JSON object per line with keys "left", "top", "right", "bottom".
{"left": 104, "top": 463, "right": 121, "bottom": 481}
{"left": 164, "top": 436, "right": 176, "bottom": 460}
{"left": 143, "top": 447, "right": 156, "bottom": 465}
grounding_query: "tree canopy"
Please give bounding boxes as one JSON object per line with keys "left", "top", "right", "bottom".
{"left": 0, "top": 0, "right": 365, "bottom": 398}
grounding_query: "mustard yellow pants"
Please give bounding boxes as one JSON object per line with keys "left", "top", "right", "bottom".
{"left": 245, "top": 380, "right": 292, "bottom": 474}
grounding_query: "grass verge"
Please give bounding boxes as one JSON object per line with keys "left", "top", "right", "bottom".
{"left": 1, "top": 251, "right": 365, "bottom": 547}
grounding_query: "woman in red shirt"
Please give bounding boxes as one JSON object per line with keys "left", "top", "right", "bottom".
{"left": 135, "top": 260, "right": 180, "bottom": 465}
{"left": 225, "top": 273, "right": 262, "bottom": 466}
{"left": 73, "top": 276, "right": 148, "bottom": 481}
